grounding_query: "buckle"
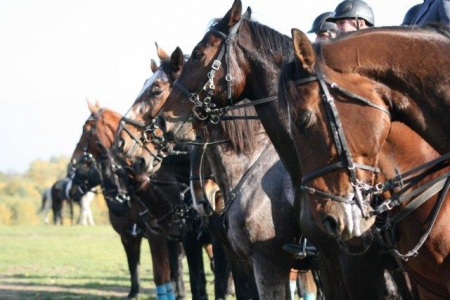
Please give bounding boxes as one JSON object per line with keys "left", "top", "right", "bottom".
{"left": 211, "top": 60, "right": 221, "bottom": 70}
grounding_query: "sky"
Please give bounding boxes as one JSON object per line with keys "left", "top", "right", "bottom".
{"left": 0, "top": 0, "right": 421, "bottom": 174}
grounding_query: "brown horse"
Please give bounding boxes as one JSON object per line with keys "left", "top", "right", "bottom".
{"left": 278, "top": 26, "right": 450, "bottom": 298}
{"left": 68, "top": 102, "right": 188, "bottom": 299}
{"left": 114, "top": 35, "right": 311, "bottom": 298}
{"left": 154, "top": 0, "right": 413, "bottom": 299}
{"left": 115, "top": 44, "right": 239, "bottom": 300}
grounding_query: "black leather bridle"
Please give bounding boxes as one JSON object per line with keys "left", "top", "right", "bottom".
{"left": 295, "top": 64, "right": 390, "bottom": 218}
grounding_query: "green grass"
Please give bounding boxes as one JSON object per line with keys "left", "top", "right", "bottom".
{"left": 0, "top": 225, "right": 215, "bottom": 299}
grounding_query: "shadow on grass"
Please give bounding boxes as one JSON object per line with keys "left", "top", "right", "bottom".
{"left": 0, "top": 274, "right": 156, "bottom": 300}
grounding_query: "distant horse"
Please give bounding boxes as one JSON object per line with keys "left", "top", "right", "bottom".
{"left": 153, "top": 0, "right": 411, "bottom": 299}
{"left": 278, "top": 26, "right": 450, "bottom": 298}
{"left": 38, "top": 179, "right": 95, "bottom": 225}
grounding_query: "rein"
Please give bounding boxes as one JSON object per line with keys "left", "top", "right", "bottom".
{"left": 188, "top": 139, "right": 230, "bottom": 216}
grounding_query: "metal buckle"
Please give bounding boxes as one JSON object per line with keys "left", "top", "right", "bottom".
{"left": 189, "top": 93, "right": 199, "bottom": 103}
{"left": 211, "top": 60, "right": 221, "bottom": 70}
{"left": 193, "top": 105, "right": 209, "bottom": 121}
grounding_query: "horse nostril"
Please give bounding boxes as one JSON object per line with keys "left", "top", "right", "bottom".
{"left": 322, "top": 215, "right": 339, "bottom": 237}
{"left": 132, "top": 157, "right": 147, "bottom": 173}
{"left": 156, "top": 116, "right": 166, "bottom": 133}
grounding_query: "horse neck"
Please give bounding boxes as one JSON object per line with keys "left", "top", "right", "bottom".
{"left": 235, "top": 25, "right": 302, "bottom": 184}
{"left": 323, "top": 29, "right": 450, "bottom": 154}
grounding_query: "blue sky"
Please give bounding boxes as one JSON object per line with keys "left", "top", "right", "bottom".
{"left": 0, "top": 0, "right": 420, "bottom": 173}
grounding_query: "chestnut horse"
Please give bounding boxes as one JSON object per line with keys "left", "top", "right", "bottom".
{"left": 68, "top": 102, "right": 189, "bottom": 300}
{"left": 154, "top": 0, "right": 412, "bottom": 299}
{"left": 278, "top": 26, "right": 450, "bottom": 298}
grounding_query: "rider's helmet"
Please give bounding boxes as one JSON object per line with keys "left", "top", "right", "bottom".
{"left": 327, "top": 0, "right": 375, "bottom": 27}
{"left": 308, "top": 12, "right": 338, "bottom": 34}
{"left": 401, "top": 4, "right": 422, "bottom": 26}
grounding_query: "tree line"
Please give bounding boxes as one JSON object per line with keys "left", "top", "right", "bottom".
{"left": 0, "top": 156, "right": 109, "bottom": 225}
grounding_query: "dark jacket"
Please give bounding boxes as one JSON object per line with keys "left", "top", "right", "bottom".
{"left": 412, "top": 0, "right": 450, "bottom": 25}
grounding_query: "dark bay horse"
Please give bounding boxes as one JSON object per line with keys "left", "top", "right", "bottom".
{"left": 68, "top": 102, "right": 187, "bottom": 300}
{"left": 278, "top": 26, "right": 450, "bottom": 298}
{"left": 154, "top": 0, "right": 412, "bottom": 298}
{"left": 115, "top": 44, "right": 236, "bottom": 300}
{"left": 39, "top": 179, "right": 95, "bottom": 225}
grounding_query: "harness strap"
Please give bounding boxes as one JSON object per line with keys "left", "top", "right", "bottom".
{"left": 330, "top": 83, "right": 391, "bottom": 118}
{"left": 384, "top": 176, "right": 450, "bottom": 261}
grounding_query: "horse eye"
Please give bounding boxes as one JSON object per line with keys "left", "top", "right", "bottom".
{"left": 297, "top": 110, "right": 314, "bottom": 128}
{"left": 193, "top": 50, "right": 204, "bottom": 61}
{"left": 151, "top": 87, "right": 163, "bottom": 97}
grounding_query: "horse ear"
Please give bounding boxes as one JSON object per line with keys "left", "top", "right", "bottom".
{"left": 87, "top": 99, "right": 99, "bottom": 114}
{"left": 171, "top": 47, "right": 184, "bottom": 73}
{"left": 150, "top": 59, "right": 158, "bottom": 73}
{"left": 155, "top": 42, "right": 170, "bottom": 60}
{"left": 219, "top": 0, "right": 242, "bottom": 31}
{"left": 291, "top": 28, "right": 316, "bottom": 74}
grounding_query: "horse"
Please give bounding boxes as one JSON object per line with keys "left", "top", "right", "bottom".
{"left": 66, "top": 102, "right": 186, "bottom": 299}
{"left": 38, "top": 179, "right": 95, "bottom": 225}
{"left": 150, "top": 0, "right": 414, "bottom": 299}
{"left": 278, "top": 25, "right": 450, "bottom": 298}
{"left": 114, "top": 44, "right": 240, "bottom": 300}
{"left": 115, "top": 37, "right": 315, "bottom": 298}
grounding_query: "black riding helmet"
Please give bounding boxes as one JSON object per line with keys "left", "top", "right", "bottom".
{"left": 308, "top": 12, "right": 338, "bottom": 34}
{"left": 401, "top": 3, "right": 422, "bottom": 26}
{"left": 327, "top": 0, "right": 375, "bottom": 27}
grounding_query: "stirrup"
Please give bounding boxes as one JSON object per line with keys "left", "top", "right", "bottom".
{"left": 283, "top": 238, "right": 318, "bottom": 259}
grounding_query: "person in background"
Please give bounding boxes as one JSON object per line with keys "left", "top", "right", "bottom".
{"left": 308, "top": 12, "right": 338, "bottom": 41}
{"left": 410, "top": 0, "right": 450, "bottom": 25}
{"left": 401, "top": 4, "right": 422, "bottom": 25}
{"left": 327, "top": 0, "right": 374, "bottom": 33}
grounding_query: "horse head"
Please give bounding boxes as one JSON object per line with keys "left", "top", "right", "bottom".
{"left": 278, "top": 29, "right": 392, "bottom": 249}
{"left": 114, "top": 44, "right": 185, "bottom": 175}
{"left": 68, "top": 102, "right": 130, "bottom": 216}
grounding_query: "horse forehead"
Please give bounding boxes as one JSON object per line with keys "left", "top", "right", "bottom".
{"left": 135, "top": 69, "right": 168, "bottom": 100}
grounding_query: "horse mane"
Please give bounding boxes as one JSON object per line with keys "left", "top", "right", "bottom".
{"left": 198, "top": 100, "right": 262, "bottom": 155}
{"left": 241, "top": 18, "right": 292, "bottom": 57}
{"left": 208, "top": 16, "right": 292, "bottom": 58}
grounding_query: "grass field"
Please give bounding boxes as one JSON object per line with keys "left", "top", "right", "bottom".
{"left": 0, "top": 225, "right": 216, "bottom": 299}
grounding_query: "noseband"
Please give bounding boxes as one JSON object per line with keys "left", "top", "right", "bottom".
{"left": 118, "top": 116, "right": 167, "bottom": 164}
{"left": 295, "top": 64, "right": 391, "bottom": 218}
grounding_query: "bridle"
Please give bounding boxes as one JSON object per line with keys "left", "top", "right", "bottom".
{"left": 294, "top": 61, "right": 450, "bottom": 261}
{"left": 118, "top": 115, "right": 167, "bottom": 163}
{"left": 173, "top": 15, "right": 277, "bottom": 125}
{"left": 73, "top": 111, "right": 129, "bottom": 205}
{"left": 295, "top": 63, "right": 391, "bottom": 218}
{"left": 72, "top": 113, "right": 103, "bottom": 196}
